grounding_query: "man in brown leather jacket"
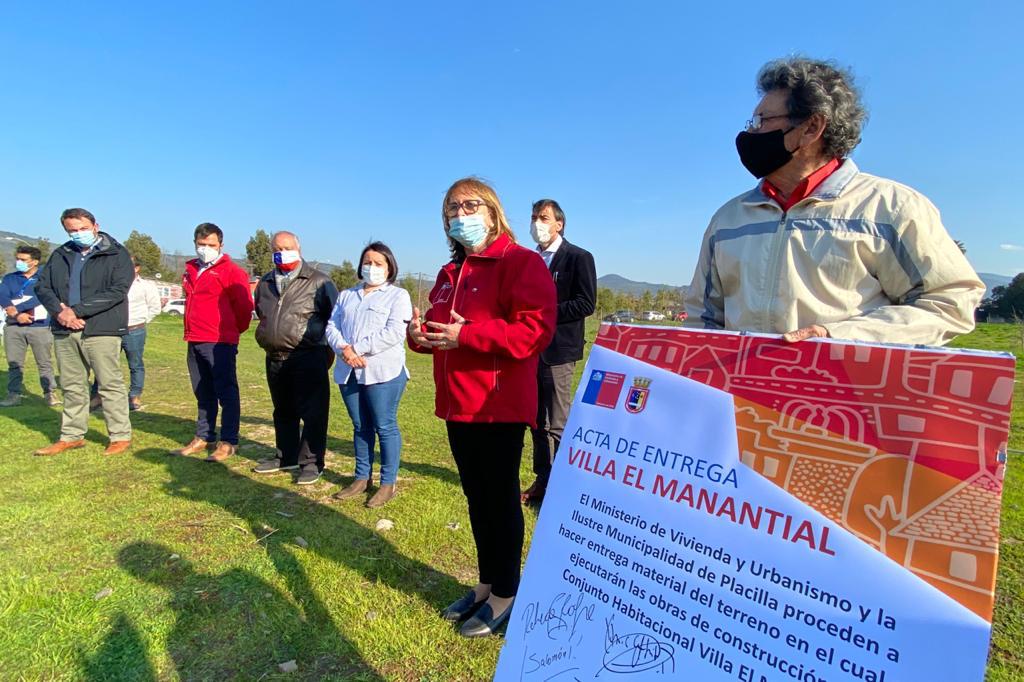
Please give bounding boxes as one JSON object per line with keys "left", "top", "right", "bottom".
{"left": 251, "top": 231, "right": 338, "bottom": 485}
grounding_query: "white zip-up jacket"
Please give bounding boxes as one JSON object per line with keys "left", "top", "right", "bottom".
{"left": 684, "top": 160, "right": 984, "bottom": 346}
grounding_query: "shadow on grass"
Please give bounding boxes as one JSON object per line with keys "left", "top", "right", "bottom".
{"left": 79, "top": 611, "right": 157, "bottom": 681}
{"left": 125, "top": 433, "right": 470, "bottom": 676}
{"left": 0, "top": 393, "right": 120, "bottom": 449}
{"left": 128, "top": 408, "right": 278, "bottom": 465}
{"left": 114, "top": 540, "right": 384, "bottom": 680}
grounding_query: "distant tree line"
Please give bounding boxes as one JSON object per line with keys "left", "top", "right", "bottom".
{"left": 981, "top": 273, "right": 1024, "bottom": 320}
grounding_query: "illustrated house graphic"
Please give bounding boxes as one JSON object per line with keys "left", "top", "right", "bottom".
{"left": 595, "top": 324, "right": 1014, "bottom": 620}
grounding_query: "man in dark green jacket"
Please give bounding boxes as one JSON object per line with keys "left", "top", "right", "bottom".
{"left": 34, "top": 208, "right": 134, "bottom": 456}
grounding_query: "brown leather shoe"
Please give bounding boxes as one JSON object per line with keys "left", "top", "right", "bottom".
{"left": 204, "top": 442, "right": 236, "bottom": 462}
{"left": 34, "top": 440, "right": 86, "bottom": 456}
{"left": 172, "top": 437, "right": 210, "bottom": 456}
{"left": 366, "top": 483, "right": 396, "bottom": 508}
{"left": 331, "top": 479, "right": 369, "bottom": 501}
{"left": 104, "top": 440, "right": 132, "bottom": 455}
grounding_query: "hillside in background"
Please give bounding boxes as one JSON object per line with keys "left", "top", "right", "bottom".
{"left": 979, "top": 272, "right": 1012, "bottom": 295}
{"left": 598, "top": 273, "right": 684, "bottom": 296}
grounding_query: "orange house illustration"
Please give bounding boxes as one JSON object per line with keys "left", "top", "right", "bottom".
{"left": 596, "top": 325, "right": 1014, "bottom": 621}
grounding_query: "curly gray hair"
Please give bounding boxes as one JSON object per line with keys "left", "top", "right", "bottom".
{"left": 757, "top": 57, "right": 867, "bottom": 159}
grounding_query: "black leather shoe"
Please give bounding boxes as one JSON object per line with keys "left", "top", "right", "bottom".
{"left": 459, "top": 599, "right": 514, "bottom": 638}
{"left": 441, "top": 590, "right": 486, "bottom": 622}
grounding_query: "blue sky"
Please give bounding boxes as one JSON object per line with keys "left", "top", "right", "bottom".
{"left": 2, "top": 1, "right": 1022, "bottom": 285}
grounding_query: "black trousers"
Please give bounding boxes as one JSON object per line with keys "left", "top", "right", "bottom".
{"left": 266, "top": 348, "right": 331, "bottom": 471}
{"left": 446, "top": 421, "right": 526, "bottom": 599}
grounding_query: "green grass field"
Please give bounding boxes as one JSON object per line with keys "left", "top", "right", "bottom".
{"left": 0, "top": 319, "right": 1020, "bottom": 681}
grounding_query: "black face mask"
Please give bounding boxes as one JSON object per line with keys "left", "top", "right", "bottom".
{"left": 735, "top": 126, "right": 796, "bottom": 178}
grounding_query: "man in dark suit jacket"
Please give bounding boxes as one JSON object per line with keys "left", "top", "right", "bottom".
{"left": 522, "top": 199, "right": 597, "bottom": 505}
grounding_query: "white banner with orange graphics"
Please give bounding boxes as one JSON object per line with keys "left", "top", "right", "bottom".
{"left": 495, "top": 332, "right": 1014, "bottom": 682}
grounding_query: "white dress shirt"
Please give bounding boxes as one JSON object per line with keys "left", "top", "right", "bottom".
{"left": 538, "top": 234, "right": 563, "bottom": 269}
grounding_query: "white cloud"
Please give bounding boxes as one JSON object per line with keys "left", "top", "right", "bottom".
{"left": 999, "top": 243, "right": 1024, "bottom": 251}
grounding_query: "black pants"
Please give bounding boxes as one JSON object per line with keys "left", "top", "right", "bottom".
{"left": 447, "top": 421, "right": 526, "bottom": 599}
{"left": 187, "top": 342, "right": 240, "bottom": 444}
{"left": 266, "top": 348, "right": 331, "bottom": 471}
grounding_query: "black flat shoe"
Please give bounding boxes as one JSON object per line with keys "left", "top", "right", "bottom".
{"left": 441, "top": 590, "right": 485, "bottom": 622}
{"left": 459, "top": 599, "right": 514, "bottom": 638}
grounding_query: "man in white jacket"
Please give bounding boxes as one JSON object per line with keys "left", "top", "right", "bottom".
{"left": 685, "top": 57, "right": 984, "bottom": 346}
{"left": 91, "top": 254, "right": 162, "bottom": 411}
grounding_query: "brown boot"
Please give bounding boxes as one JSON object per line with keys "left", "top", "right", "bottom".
{"left": 331, "top": 479, "right": 369, "bottom": 501}
{"left": 104, "top": 440, "right": 132, "bottom": 455}
{"left": 366, "top": 483, "right": 396, "bottom": 508}
{"left": 205, "top": 442, "right": 236, "bottom": 462}
{"left": 172, "top": 437, "right": 211, "bottom": 456}
{"left": 34, "top": 439, "right": 86, "bottom": 456}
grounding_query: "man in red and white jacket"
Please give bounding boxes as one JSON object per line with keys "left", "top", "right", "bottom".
{"left": 172, "top": 222, "right": 254, "bottom": 462}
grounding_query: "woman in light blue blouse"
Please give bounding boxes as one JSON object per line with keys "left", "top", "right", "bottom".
{"left": 326, "top": 242, "right": 412, "bottom": 508}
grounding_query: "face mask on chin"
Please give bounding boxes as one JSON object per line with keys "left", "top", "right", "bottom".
{"left": 735, "top": 126, "right": 798, "bottom": 178}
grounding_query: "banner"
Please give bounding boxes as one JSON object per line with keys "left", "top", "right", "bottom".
{"left": 495, "top": 329, "right": 1015, "bottom": 682}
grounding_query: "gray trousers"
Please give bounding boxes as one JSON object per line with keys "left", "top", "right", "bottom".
{"left": 4, "top": 325, "right": 56, "bottom": 396}
{"left": 530, "top": 360, "right": 576, "bottom": 488}
{"left": 54, "top": 333, "right": 131, "bottom": 442}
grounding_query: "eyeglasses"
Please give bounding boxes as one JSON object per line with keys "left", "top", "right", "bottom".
{"left": 445, "top": 199, "right": 488, "bottom": 217}
{"left": 745, "top": 113, "right": 791, "bottom": 131}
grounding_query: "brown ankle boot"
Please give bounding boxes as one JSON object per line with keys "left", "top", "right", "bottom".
{"left": 331, "top": 479, "right": 368, "bottom": 501}
{"left": 366, "top": 483, "right": 396, "bottom": 508}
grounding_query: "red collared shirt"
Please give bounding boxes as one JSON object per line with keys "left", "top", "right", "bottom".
{"left": 762, "top": 157, "right": 841, "bottom": 211}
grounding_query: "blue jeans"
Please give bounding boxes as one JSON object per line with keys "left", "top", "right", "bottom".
{"left": 122, "top": 328, "right": 147, "bottom": 397}
{"left": 340, "top": 371, "right": 407, "bottom": 485}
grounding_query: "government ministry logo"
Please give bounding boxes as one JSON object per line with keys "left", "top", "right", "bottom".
{"left": 624, "top": 377, "right": 651, "bottom": 414}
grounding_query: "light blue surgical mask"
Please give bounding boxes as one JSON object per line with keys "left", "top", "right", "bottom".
{"left": 447, "top": 215, "right": 489, "bottom": 249}
{"left": 15, "top": 260, "right": 31, "bottom": 273}
{"left": 70, "top": 230, "right": 97, "bottom": 248}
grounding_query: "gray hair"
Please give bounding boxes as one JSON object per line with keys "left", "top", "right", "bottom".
{"left": 756, "top": 57, "right": 867, "bottom": 159}
{"left": 271, "top": 230, "right": 301, "bottom": 251}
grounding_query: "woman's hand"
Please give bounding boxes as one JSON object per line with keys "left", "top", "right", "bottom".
{"left": 425, "top": 310, "right": 467, "bottom": 351}
{"left": 408, "top": 306, "right": 432, "bottom": 348}
{"left": 342, "top": 344, "right": 366, "bottom": 368}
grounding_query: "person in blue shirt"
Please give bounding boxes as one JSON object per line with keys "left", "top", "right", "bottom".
{"left": 0, "top": 245, "right": 58, "bottom": 406}
{"left": 326, "top": 242, "right": 412, "bottom": 508}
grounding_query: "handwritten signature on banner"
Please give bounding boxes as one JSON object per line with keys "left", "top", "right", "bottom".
{"left": 518, "top": 591, "right": 679, "bottom": 679}
{"left": 519, "top": 591, "right": 593, "bottom": 679}
{"left": 601, "top": 616, "right": 676, "bottom": 676}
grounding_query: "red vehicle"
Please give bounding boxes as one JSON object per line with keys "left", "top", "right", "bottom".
{"left": 674, "top": 311, "right": 688, "bottom": 322}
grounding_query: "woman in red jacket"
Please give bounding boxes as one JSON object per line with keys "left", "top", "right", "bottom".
{"left": 409, "top": 177, "right": 556, "bottom": 638}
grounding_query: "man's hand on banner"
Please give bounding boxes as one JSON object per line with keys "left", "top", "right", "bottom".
{"left": 782, "top": 324, "right": 830, "bottom": 343}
